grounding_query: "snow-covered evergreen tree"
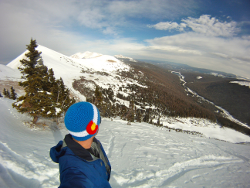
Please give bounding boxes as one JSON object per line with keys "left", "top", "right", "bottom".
{"left": 5, "top": 89, "right": 11, "bottom": 99}
{"left": 94, "top": 86, "right": 103, "bottom": 106}
{"left": 56, "top": 77, "right": 75, "bottom": 114}
{"left": 3, "top": 88, "right": 11, "bottom": 98}
{"left": 136, "top": 109, "right": 142, "bottom": 123}
{"left": 13, "top": 39, "right": 75, "bottom": 124}
{"left": 127, "top": 100, "right": 135, "bottom": 122}
{"left": 13, "top": 39, "right": 47, "bottom": 123}
{"left": 3, "top": 88, "right": 7, "bottom": 97}
{"left": 10, "top": 87, "right": 17, "bottom": 100}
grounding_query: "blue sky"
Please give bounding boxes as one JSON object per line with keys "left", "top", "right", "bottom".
{"left": 1, "top": 0, "right": 250, "bottom": 78}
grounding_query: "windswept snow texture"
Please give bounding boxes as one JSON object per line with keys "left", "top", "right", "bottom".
{"left": 71, "top": 51, "right": 103, "bottom": 59}
{"left": 0, "top": 64, "right": 21, "bottom": 81}
{"left": 0, "top": 98, "right": 250, "bottom": 188}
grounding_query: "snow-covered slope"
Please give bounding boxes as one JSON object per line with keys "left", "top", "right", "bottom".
{"left": 0, "top": 64, "right": 21, "bottom": 81}
{"left": 71, "top": 51, "right": 102, "bottom": 59}
{"left": 6, "top": 45, "right": 130, "bottom": 101}
{"left": 230, "top": 80, "right": 250, "bottom": 88}
{"left": 7, "top": 45, "right": 130, "bottom": 77}
{"left": 0, "top": 98, "right": 250, "bottom": 188}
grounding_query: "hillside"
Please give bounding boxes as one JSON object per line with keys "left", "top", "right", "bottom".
{"left": 6, "top": 45, "right": 214, "bottom": 122}
{"left": 2, "top": 44, "right": 250, "bottom": 137}
{"left": 183, "top": 72, "right": 250, "bottom": 126}
{"left": 117, "top": 59, "right": 250, "bottom": 135}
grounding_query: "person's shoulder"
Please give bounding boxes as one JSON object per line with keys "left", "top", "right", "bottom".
{"left": 58, "top": 148, "right": 83, "bottom": 166}
{"left": 93, "top": 137, "right": 102, "bottom": 145}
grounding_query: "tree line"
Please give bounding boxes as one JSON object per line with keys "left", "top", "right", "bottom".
{"left": 1, "top": 87, "right": 17, "bottom": 100}
{"left": 80, "top": 71, "right": 216, "bottom": 125}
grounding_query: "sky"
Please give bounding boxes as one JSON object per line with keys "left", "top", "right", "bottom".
{"left": 1, "top": 0, "right": 250, "bottom": 78}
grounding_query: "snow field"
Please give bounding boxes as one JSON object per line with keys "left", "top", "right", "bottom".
{"left": 98, "top": 118, "right": 250, "bottom": 187}
{"left": 0, "top": 99, "right": 65, "bottom": 188}
{"left": 160, "top": 117, "right": 250, "bottom": 143}
{"left": 0, "top": 98, "right": 250, "bottom": 187}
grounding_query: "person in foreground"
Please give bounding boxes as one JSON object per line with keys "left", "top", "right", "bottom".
{"left": 50, "top": 102, "right": 111, "bottom": 188}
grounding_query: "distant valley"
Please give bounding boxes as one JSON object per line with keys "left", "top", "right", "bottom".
{"left": 118, "top": 57, "right": 250, "bottom": 135}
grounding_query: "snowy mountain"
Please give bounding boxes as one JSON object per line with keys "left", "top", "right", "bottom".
{"left": 7, "top": 45, "right": 131, "bottom": 101}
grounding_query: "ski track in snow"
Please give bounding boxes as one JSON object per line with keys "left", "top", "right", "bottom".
{"left": 1, "top": 99, "right": 250, "bottom": 187}
{"left": 98, "top": 119, "right": 250, "bottom": 188}
{"left": 106, "top": 130, "right": 115, "bottom": 158}
{"left": 0, "top": 142, "right": 59, "bottom": 188}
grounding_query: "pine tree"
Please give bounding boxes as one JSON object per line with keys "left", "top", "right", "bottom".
{"left": 157, "top": 116, "right": 160, "bottom": 125}
{"left": 136, "top": 109, "right": 142, "bottom": 123}
{"left": 13, "top": 39, "right": 76, "bottom": 124}
{"left": 6, "top": 89, "right": 11, "bottom": 99}
{"left": 143, "top": 109, "right": 150, "bottom": 123}
{"left": 127, "top": 100, "right": 135, "bottom": 122}
{"left": 56, "top": 77, "right": 75, "bottom": 113}
{"left": 48, "top": 69, "right": 57, "bottom": 96}
{"left": 3, "top": 88, "right": 7, "bottom": 97}
{"left": 94, "top": 85, "right": 103, "bottom": 113}
{"left": 13, "top": 39, "right": 53, "bottom": 123}
{"left": 47, "top": 69, "right": 60, "bottom": 118}
{"left": 94, "top": 86, "right": 103, "bottom": 106}
{"left": 10, "top": 87, "right": 17, "bottom": 100}
{"left": 120, "top": 105, "right": 128, "bottom": 120}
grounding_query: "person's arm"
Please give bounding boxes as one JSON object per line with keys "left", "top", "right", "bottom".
{"left": 59, "top": 168, "right": 94, "bottom": 188}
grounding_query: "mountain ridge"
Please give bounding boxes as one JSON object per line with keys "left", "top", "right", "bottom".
{"left": 2, "top": 44, "right": 250, "bottom": 138}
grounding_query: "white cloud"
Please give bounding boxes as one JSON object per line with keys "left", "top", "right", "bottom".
{"left": 78, "top": 33, "right": 250, "bottom": 79}
{"left": 148, "top": 22, "right": 186, "bottom": 31}
{"left": 0, "top": 0, "right": 198, "bottom": 61}
{"left": 182, "top": 15, "right": 239, "bottom": 37}
{"left": 0, "top": 0, "right": 250, "bottom": 79}
{"left": 145, "top": 45, "right": 201, "bottom": 55}
{"left": 77, "top": 8, "right": 106, "bottom": 29}
{"left": 72, "top": 0, "right": 198, "bottom": 34}
{"left": 143, "top": 32, "right": 250, "bottom": 78}
{"left": 149, "top": 15, "right": 239, "bottom": 37}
